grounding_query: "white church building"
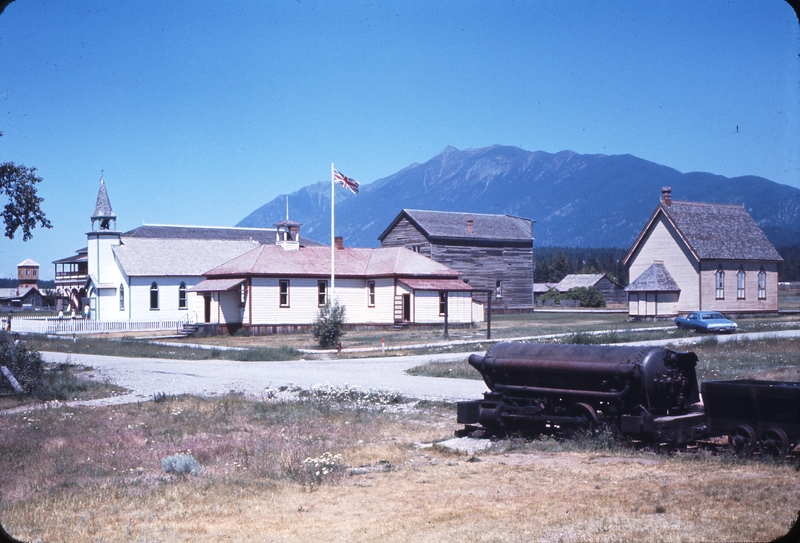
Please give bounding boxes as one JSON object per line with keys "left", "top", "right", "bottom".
{"left": 53, "top": 179, "right": 479, "bottom": 333}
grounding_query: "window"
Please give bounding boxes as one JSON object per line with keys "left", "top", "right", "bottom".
{"left": 119, "top": 284, "right": 125, "bottom": 311}
{"left": 715, "top": 267, "right": 724, "bottom": 300}
{"left": 410, "top": 245, "right": 421, "bottom": 253}
{"left": 737, "top": 267, "right": 745, "bottom": 299}
{"left": 150, "top": 282, "right": 159, "bottom": 310}
{"left": 439, "top": 291, "right": 448, "bottom": 316}
{"left": 367, "top": 281, "right": 375, "bottom": 307}
{"left": 239, "top": 283, "right": 247, "bottom": 307}
{"left": 496, "top": 280, "right": 503, "bottom": 299}
{"left": 279, "top": 280, "right": 290, "bottom": 307}
{"left": 179, "top": 282, "right": 187, "bottom": 309}
{"left": 758, "top": 267, "right": 766, "bottom": 300}
{"left": 318, "top": 281, "right": 328, "bottom": 306}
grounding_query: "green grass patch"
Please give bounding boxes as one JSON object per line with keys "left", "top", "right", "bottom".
{"left": 22, "top": 335, "right": 300, "bottom": 361}
{"left": 406, "top": 358, "right": 483, "bottom": 380}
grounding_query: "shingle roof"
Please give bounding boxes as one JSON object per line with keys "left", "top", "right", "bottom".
{"left": 113, "top": 238, "right": 262, "bottom": 276}
{"left": 92, "top": 179, "right": 116, "bottom": 220}
{"left": 625, "top": 262, "right": 680, "bottom": 292}
{"left": 378, "top": 209, "right": 533, "bottom": 242}
{"left": 554, "top": 274, "right": 606, "bottom": 291}
{"left": 122, "top": 224, "right": 325, "bottom": 247}
{"left": 17, "top": 259, "right": 39, "bottom": 267}
{"left": 659, "top": 201, "right": 781, "bottom": 262}
{"left": 204, "top": 245, "right": 460, "bottom": 278}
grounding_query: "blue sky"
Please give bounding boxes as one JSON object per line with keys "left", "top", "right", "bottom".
{"left": 1, "top": 0, "right": 798, "bottom": 280}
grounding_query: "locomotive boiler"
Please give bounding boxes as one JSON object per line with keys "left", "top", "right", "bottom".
{"left": 457, "top": 342, "right": 706, "bottom": 444}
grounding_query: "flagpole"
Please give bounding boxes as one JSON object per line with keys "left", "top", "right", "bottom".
{"left": 331, "top": 162, "right": 335, "bottom": 300}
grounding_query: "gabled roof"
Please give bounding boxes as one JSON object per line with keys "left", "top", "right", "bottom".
{"left": 625, "top": 262, "right": 680, "bottom": 292}
{"left": 0, "top": 286, "right": 39, "bottom": 301}
{"left": 122, "top": 223, "right": 325, "bottom": 247}
{"left": 378, "top": 209, "right": 533, "bottom": 243}
{"left": 554, "top": 273, "right": 607, "bottom": 292}
{"left": 204, "top": 245, "right": 460, "bottom": 279}
{"left": 625, "top": 199, "right": 783, "bottom": 265}
{"left": 113, "top": 238, "right": 262, "bottom": 276}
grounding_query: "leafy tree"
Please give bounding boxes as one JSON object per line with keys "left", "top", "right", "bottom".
{"left": 311, "top": 300, "right": 346, "bottom": 349}
{"left": 0, "top": 161, "right": 52, "bottom": 240}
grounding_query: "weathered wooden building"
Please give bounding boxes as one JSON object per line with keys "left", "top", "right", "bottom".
{"left": 624, "top": 188, "right": 783, "bottom": 319}
{"left": 553, "top": 273, "right": 627, "bottom": 305}
{"left": 378, "top": 209, "right": 534, "bottom": 313}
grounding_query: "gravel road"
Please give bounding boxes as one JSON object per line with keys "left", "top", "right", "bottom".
{"left": 39, "top": 350, "right": 489, "bottom": 408}
{"left": 21, "top": 328, "right": 800, "bottom": 411}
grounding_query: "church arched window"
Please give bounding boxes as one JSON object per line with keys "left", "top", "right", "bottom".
{"left": 150, "top": 282, "right": 159, "bottom": 310}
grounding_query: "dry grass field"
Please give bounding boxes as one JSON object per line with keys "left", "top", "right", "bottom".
{"left": 1, "top": 390, "right": 798, "bottom": 542}
{"left": 3, "top": 312, "right": 800, "bottom": 541}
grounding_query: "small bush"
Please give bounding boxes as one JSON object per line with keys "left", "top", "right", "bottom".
{"left": 311, "top": 301, "right": 346, "bottom": 349}
{"left": 0, "top": 332, "right": 44, "bottom": 393}
{"left": 161, "top": 453, "right": 202, "bottom": 476}
{"left": 302, "top": 452, "right": 344, "bottom": 486}
{"left": 233, "top": 327, "right": 250, "bottom": 337}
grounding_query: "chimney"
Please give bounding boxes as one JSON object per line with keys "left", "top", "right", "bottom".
{"left": 466, "top": 218, "right": 474, "bottom": 235}
{"left": 661, "top": 187, "right": 672, "bottom": 206}
{"left": 335, "top": 236, "right": 344, "bottom": 250}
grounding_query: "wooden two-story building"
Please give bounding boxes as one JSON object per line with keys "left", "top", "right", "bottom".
{"left": 378, "top": 209, "right": 534, "bottom": 313}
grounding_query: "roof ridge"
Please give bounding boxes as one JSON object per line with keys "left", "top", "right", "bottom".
{"left": 666, "top": 200, "right": 745, "bottom": 209}
{"left": 142, "top": 223, "right": 277, "bottom": 231}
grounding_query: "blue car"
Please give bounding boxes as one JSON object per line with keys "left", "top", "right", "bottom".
{"left": 674, "top": 311, "right": 737, "bottom": 333}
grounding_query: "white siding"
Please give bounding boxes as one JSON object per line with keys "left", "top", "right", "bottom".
{"left": 128, "top": 276, "right": 200, "bottom": 322}
{"left": 628, "top": 216, "right": 698, "bottom": 312}
{"left": 234, "top": 277, "right": 473, "bottom": 326}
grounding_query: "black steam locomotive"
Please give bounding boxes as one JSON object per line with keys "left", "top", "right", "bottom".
{"left": 457, "top": 342, "right": 800, "bottom": 455}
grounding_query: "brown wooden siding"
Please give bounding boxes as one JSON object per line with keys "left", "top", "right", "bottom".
{"left": 381, "top": 218, "right": 533, "bottom": 312}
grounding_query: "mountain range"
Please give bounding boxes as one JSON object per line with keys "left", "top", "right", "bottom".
{"left": 237, "top": 145, "right": 800, "bottom": 249}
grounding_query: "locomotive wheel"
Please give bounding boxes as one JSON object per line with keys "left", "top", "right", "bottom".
{"left": 760, "top": 427, "right": 790, "bottom": 457}
{"left": 728, "top": 425, "right": 757, "bottom": 456}
{"left": 572, "top": 403, "right": 599, "bottom": 431}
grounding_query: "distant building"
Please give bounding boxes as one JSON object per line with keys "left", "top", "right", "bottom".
{"left": 378, "top": 209, "right": 534, "bottom": 313}
{"left": 624, "top": 188, "right": 783, "bottom": 319}
{"left": 0, "top": 260, "right": 43, "bottom": 310}
{"left": 552, "top": 273, "right": 626, "bottom": 305}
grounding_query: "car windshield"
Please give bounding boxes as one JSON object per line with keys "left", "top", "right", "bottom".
{"left": 703, "top": 313, "right": 725, "bottom": 320}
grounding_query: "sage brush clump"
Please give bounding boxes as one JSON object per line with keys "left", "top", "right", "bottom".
{"left": 311, "top": 300, "right": 346, "bottom": 349}
{"left": 161, "top": 453, "right": 202, "bottom": 476}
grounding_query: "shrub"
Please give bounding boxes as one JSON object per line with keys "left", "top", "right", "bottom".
{"left": 536, "top": 286, "right": 606, "bottom": 307}
{"left": 566, "top": 286, "right": 606, "bottom": 308}
{"left": 161, "top": 453, "right": 202, "bottom": 476}
{"left": 311, "top": 300, "right": 346, "bottom": 349}
{"left": 0, "top": 332, "right": 43, "bottom": 393}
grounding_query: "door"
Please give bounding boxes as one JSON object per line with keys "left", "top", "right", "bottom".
{"left": 204, "top": 294, "right": 211, "bottom": 323}
{"left": 403, "top": 294, "right": 411, "bottom": 322}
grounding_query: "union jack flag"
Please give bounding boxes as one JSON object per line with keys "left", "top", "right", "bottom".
{"left": 333, "top": 169, "right": 359, "bottom": 194}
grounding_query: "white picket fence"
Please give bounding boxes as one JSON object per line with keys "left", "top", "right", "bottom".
{"left": 4, "top": 315, "right": 192, "bottom": 335}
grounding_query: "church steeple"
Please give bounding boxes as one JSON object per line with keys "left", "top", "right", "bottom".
{"left": 91, "top": 174, "right": 117, "bottom": 231}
